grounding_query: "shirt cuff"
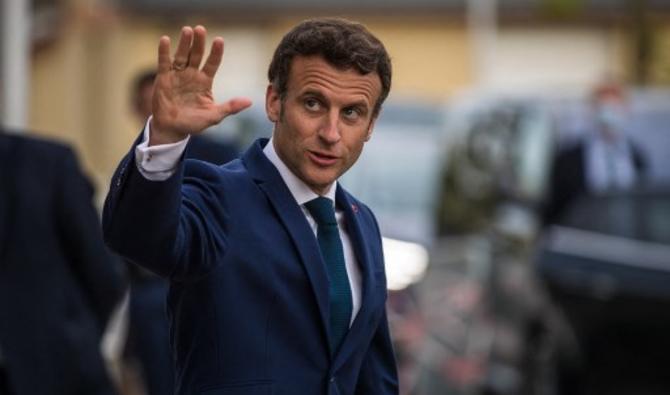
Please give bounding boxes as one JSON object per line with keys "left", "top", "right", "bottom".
{"left": 135, "top": 116, "right": 190, "bottom": 181}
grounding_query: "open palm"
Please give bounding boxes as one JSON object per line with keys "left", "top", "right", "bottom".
{"left": 150, "top": 26, "right": 251, "bottom": 145}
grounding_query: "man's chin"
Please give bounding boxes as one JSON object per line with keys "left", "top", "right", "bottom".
{"left": 302, "top": 173, "right": 338, "bottom": 195}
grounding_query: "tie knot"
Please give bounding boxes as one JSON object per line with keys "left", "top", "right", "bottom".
{"left": 304, "top": 197, "right": 337, "bottom": 226}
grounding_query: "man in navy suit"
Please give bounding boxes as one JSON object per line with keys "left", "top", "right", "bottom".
{"left": 0, "top": 131, "right": 125, "bottom": 395}
{"left": 103, "top": 18, "right": 398, "bottom": 395}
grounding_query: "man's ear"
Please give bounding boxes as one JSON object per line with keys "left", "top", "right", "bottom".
{"left": 365, "top": 116, "right": 377, "bottom": 142}
{"left": 266, "top": 84, "right": 280, "bottom": 123}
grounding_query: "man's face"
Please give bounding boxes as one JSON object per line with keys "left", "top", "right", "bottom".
{"left": 266, "top": 55, "right": 382, "bottom": 195}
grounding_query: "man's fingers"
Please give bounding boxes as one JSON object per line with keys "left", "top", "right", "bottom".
{"left": 173, "top": 26, "right": 194, "bottom": 68}
{"left": 157, "top": 36, "right": 172, "bottom": 74}
{"left": 202, "top": 37, "right": 224, "bottom": 78}
{"left": 217, "top": 98, "right": 253, "bottom": 119}
{"left": 189, "top": 25, "right": 207, "bottom": 69}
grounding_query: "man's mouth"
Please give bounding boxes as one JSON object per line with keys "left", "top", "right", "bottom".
{"left": 308, "top": 150, "right": 339, "bottom": 166}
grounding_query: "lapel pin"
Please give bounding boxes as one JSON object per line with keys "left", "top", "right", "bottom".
{"left": 351, "top": 204, "right": 359, "bottom": 213}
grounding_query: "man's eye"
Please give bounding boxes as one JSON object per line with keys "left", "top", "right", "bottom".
{"left": 305, "top": 99, "right": 321, "bottom": 111}
{"left": 343, "top": 107, "right": 361, "bottom": 120}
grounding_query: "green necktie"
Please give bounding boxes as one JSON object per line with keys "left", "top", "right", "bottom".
{"left": 304, "top": 197, "right": 353, "bottom": 354}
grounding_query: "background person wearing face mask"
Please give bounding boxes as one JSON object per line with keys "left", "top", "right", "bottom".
{"left": 543, "top": 82, "right": 648, "bottom": 224}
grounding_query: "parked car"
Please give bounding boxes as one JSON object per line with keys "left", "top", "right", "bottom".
{"left": 537, "top": 188, "right": 670, "bottom": 395}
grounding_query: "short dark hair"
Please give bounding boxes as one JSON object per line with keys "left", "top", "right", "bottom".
{"left": 132, "top": 70, "right": 156, "bottom": 109}
{"left": 268, "top": 18, "right": 392, "bottom": 116}
{"left": 133, "top": 70, "right": 156, "bottom": 94}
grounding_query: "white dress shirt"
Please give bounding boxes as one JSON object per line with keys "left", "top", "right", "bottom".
{"left": 135, "top": 117, "right": 190, "bottom": 180}
{"left": 585, "top": 134, "right": 636, "bottom": 193}
{"left": 134, "top": 120, "right": 362, "bottom": 325}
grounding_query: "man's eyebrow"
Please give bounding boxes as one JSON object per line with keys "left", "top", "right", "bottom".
{"left": 300, "top": 89, "right": 370, "bottom": 111}
{"left": 345, "top": 100, "right": 370, "bottom": 110}
{"left": 300, "top": 90, "right": 328, "bottom": 103}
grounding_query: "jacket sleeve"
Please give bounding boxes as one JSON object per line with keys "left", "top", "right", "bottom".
{"left": 355, "top": 309, "right": 399, "bottom": 394}
{"left": 55, "top": 147, "right": 126, "bottom": 331}
{"left": 102, "top": 135, "right": 230, "bottom": 281}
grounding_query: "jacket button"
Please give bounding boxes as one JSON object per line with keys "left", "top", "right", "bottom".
{"left": 330, "top": 377, "right": 335, "bottom": 383}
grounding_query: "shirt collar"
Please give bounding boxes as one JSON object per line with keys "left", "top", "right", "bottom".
{"left": 262, "top": 137, "right": 337, "bottom": 206}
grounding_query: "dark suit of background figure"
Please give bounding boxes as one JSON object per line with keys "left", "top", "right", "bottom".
{"left": 0, "top": 132, "right": 125, "bottom": 395}
{"left": 125, "top": 134, "right": 238, "bottom": 395}
{"left": 104, "top": 138, "right": 398, "bottom": 395}
{"left": 543, "top": 141, "right": 647, "bottom": 224}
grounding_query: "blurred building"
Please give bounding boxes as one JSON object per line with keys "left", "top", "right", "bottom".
{"left": 3, "top": 0, "right": 670, "bottom": 195}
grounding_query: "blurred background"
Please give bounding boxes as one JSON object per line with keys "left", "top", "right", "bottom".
{"left": 2, "top": 0, "right": 670, "bottom": 394}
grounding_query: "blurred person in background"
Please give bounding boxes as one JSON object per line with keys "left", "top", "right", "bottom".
{"left": 0, "top": 130, "right": 125, "bottom": 395}
{"left": 543, "top": 82, "right": 648, "bottom": 224}
{"left": 104, "top": 18, "right": 397, "bottom": 395}
{"left": 124, "top": 70, "right": 240, "bottom": 395}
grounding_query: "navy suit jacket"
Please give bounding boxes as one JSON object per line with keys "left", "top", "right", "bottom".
{"left": 0, "top": 133, "right": 124, "bottom": 395}
{"left": 103, "top": 138, "right": 398, "bottom": 395}
{"left": 186, "top": 135, "right": 239, "bottom": 165}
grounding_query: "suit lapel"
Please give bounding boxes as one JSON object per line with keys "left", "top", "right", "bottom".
{"left": 242, "top": 139, "right": 332, "bottom": 351}
{"left": 332, "top": 186, "right": 381, "bottom": 369}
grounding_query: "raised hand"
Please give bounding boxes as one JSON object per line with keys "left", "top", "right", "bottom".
{"left": 150, "top": 25, "right": 252, "bottom": 145}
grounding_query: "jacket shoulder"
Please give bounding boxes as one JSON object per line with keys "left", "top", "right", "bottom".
{"left": 182, "top": 157, "right": 248, "bottom": 185}
{"left": 2, "top": 132, "right": 76, "bottom": 164}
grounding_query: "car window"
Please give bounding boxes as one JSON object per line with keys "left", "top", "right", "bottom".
{"left": 560, "top": 192, "right": 670, "bottom": 244}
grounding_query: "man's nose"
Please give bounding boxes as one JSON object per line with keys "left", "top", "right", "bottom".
{"left": 318, "top": 110, "right": 341, "bottom": 144}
